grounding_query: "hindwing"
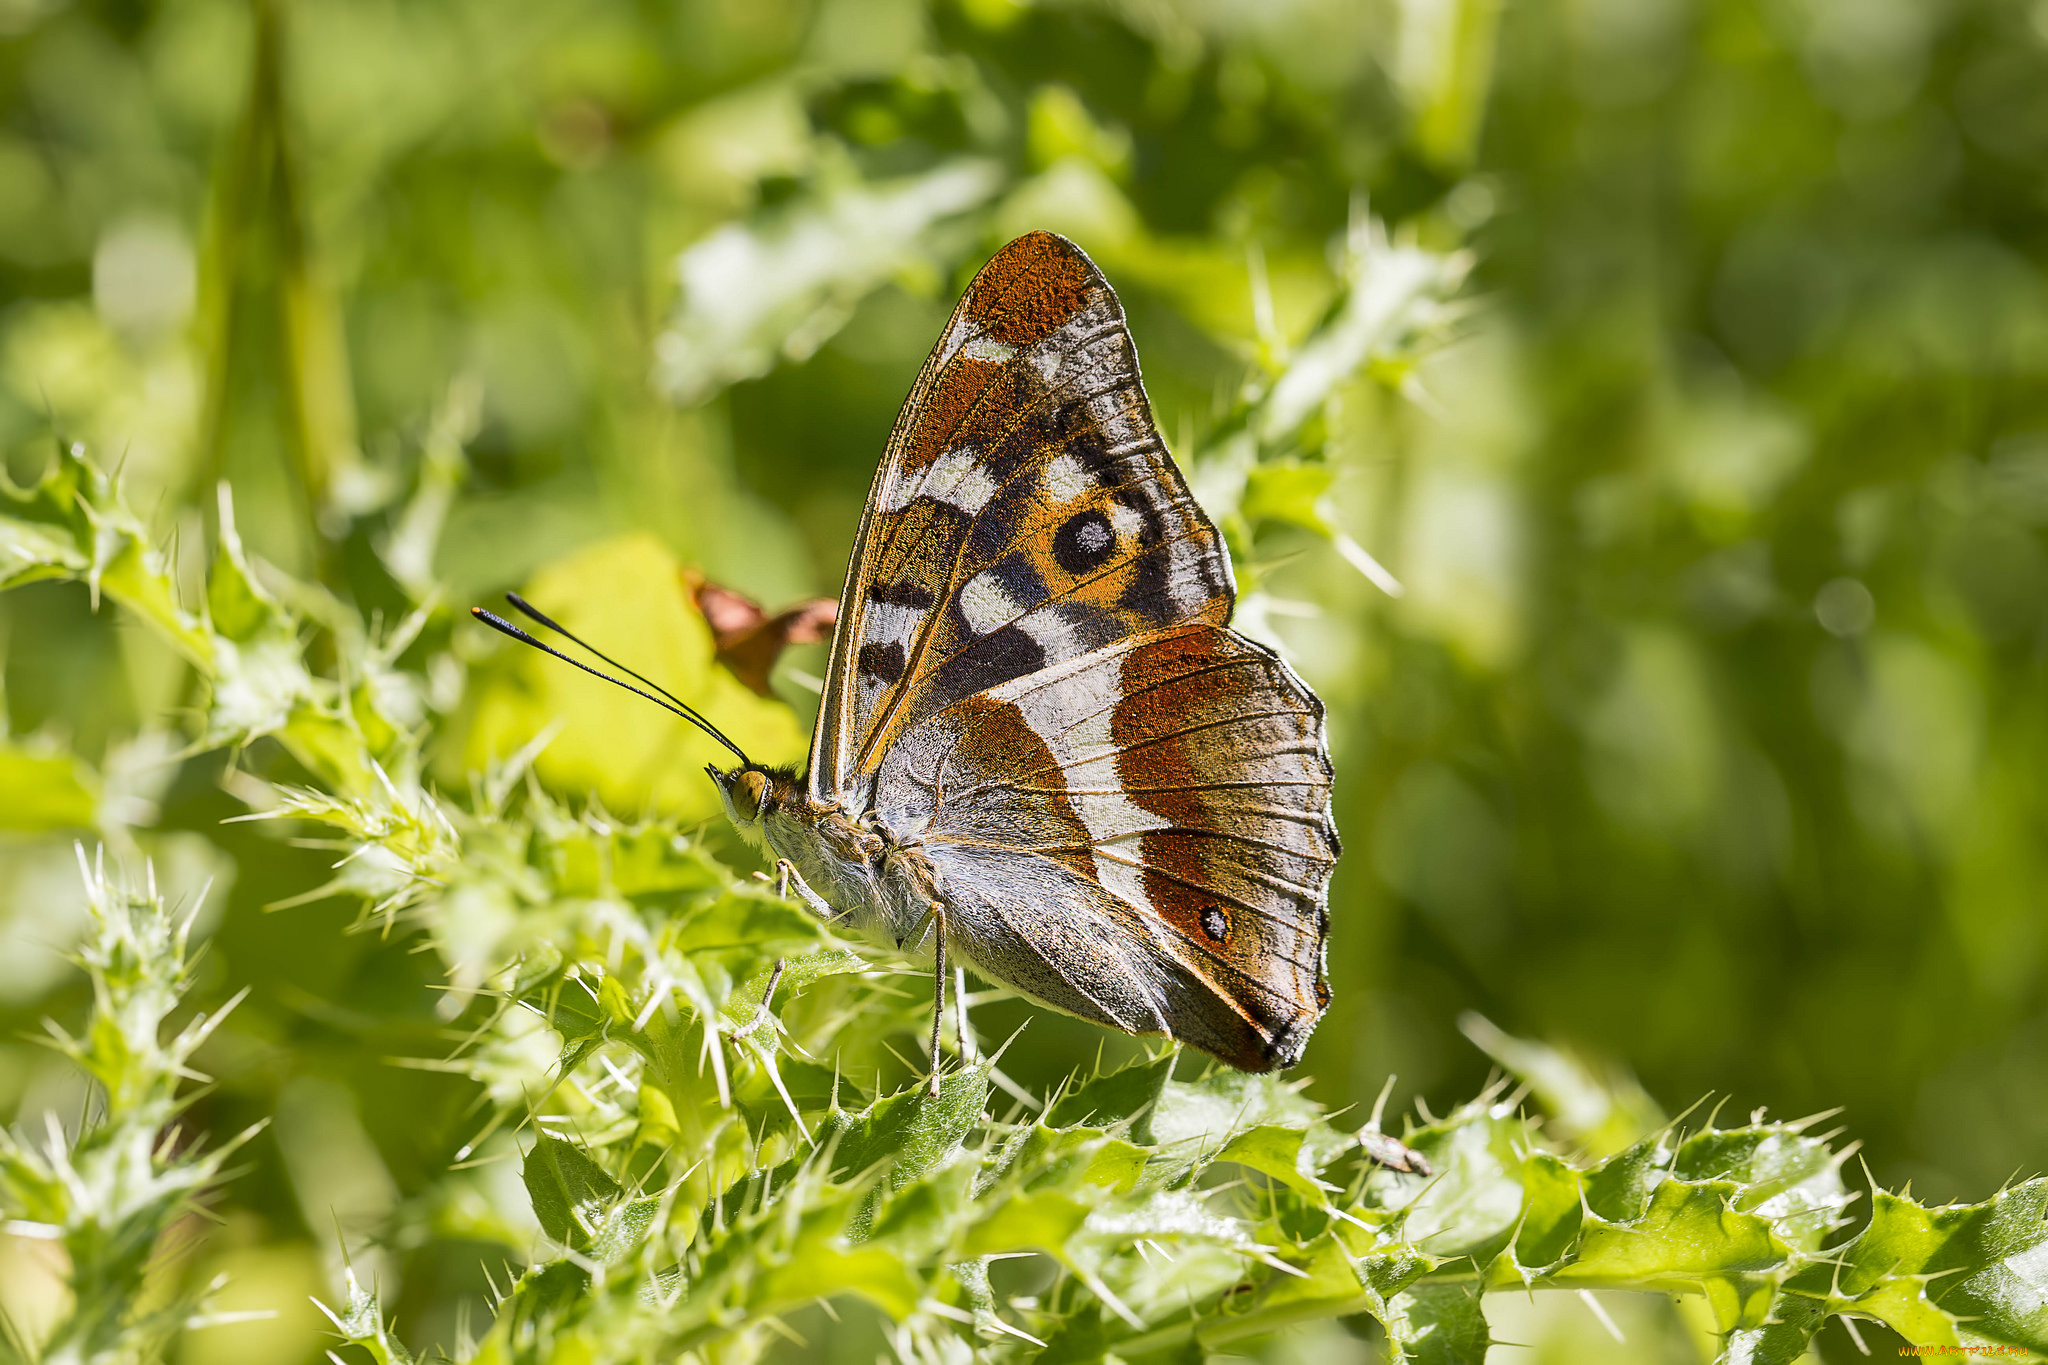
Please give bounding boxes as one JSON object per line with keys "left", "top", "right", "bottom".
{"left": 873, "top": 625, "right": 1335, "bottom": 1068}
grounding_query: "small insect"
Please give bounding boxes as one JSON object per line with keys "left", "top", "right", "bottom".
{"left": 478, "top": 232, "right": 1337, "bottom": 1090}
{"left": 686, "top": 570, "right": 836, "bottom": 698}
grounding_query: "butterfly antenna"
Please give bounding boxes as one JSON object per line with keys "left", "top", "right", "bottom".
{"left": 502, "top": 592, "right": 751, "bottom": 758}
{"left": 470, "top": 605, "right": 751, "bottom": 765}
{"left": 504, "top": 593, "right": 706, "bottom": 714}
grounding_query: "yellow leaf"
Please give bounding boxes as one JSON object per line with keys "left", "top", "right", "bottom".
{"left": 466, "top": 535, "right": 810, "bottom": 822}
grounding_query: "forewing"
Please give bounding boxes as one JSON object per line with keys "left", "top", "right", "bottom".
{"left": 875, "top": 625, "right": 1336, "bottom": 1070}
{"left": 810, "top": 232, "right": 1233, "bottom": 799}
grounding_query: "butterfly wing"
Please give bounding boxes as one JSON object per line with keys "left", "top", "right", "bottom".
{"left": 817, "top": 231, "right": 1335, "bottom": 1068}
{"left": 876, "top": 624, "right": 1335, "bottom": 1069}
{"left": 810, "top": 231, "right": 1233, "bottom": 797}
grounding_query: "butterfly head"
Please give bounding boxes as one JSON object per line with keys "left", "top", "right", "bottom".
{"left": 707, "top": 762, "right": 801, "bottom": 844}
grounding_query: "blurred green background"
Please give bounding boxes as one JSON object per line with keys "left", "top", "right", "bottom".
{"left": 2, "top": 0, "right": 2046, "bottom": 1359}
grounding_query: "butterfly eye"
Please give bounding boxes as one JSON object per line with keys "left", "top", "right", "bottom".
{"left": 732, "top": 769, "right": 770, "bottom": 821}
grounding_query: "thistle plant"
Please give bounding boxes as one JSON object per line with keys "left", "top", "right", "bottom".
{"left": 3, "top": 333, "right": 2045, "bottom": 1364}
{"left": 0, "top": 853, "right": 256, "bottom": 1365}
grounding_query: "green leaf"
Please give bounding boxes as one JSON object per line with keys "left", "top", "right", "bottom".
{"left": 0, "top": 446, "right": 213, "bottom": 664}
{"left": 996, "top": 1124, "right": 1146, "bottom": 1200}
{"left": 1937, "top": 1180, "right": 2048, "bottom": 1352}
{"left": 961, "top": 1189, "right": 1092, "bottom": 1259}
{"left": 1226, "top": 1228, "right": 1400, "bottom": 1329}
{"left": 867, "top": 1162, "right": 975, "bottom": 1260}
{"left": 1240, "top": 459, "right": 1335, "bottom": 533}
{"left": 719, "top": 1183, "right": 927, "bottom": 1324}
{"left": 1214, "top": 1124, "right": 1337, "bottom": 1199}
{"left": 1829, "top": 1180, "right": 2048, "bottom": 1353}
{"left": 1385, "top": 1280, "right": 1490, "bottom": 1365}
{"left": 675, "top": 888, "right": 840, "bottom": 956}
{"left": 1367, "top": 1111, "right": 1524, "bottom": 1260}
{"left": 490, "top": 1260, "right": 592, "bottom": 1346}
{"left": 1510, "top": 1151, "right": 1584, "bottom": 1270}
{"left": 1719, "top": 1289, "right": 1826, "bottom": 1365}
{"left": 0, "top": 743, "right": 98, "bottom": 831}
{"left": 823, "top": 1063, "right": 992, "bottom": 1191}
{"left": 589, "top": 1193, "right": 661, "bottom": 1266}
{"left": 1045, "top": 1053, "right": 1176, "bottom": 1142}
{"left": 1580, "top": 1135, "right": 1672, "bottom": 1223}
{"left": 721, "top": 948, "right": 867, "bottom": 1027}
{"left": 522, "top": 1135, "right": 624, "bottom": 1252}
{"left": 1083, "top": 1137, "right": 1150, "bottom": 1193}
{"left": 1562, "top": 1179, "right": 1787, "bottom": 1297}
{"left": 320, "top": 1270, "right": 417, "bottom": 1365}
{"left": 1152, "top": 1067, "right": 1321, "bottom": 1147}
{"left": 206, "top": 492, "right": 285, "bottom": 643}
{"left": 1, "top": 857, "right": 252, "bottom": 1364}
{"left": 0, "top": 451, "right": 89, "bottom": 590}
{"left": 654, "top": 159, "right": 1003, "bottom": 405}
{"left": 1461, "top": 1012, "right": 1664, "bottom": 1156}
{"left": 1674, "top": 1126, "right": 1849, "bottom": 1252}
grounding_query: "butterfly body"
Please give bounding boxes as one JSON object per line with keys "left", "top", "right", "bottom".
{"left": 712, "top": 232, "right": 1338, "bottom": 1074}
{"left": 714, "top": 763, "right": 941, "bottom": 951}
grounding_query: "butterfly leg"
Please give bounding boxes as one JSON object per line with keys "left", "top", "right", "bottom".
{"left": 728, "top": 957, "right": 786, "bottom": 1040}
{"left": 774, "top": 858, "right": 835, "bottom": 920}
{"left": 927, "top": 902, "right": 948, "bottom": 1097}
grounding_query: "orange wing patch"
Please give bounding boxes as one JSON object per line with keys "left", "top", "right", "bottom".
{"left": 966, "top": 231, "right": 1095, "bottom": 345}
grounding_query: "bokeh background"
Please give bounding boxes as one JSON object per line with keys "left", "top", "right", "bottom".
{"left": 2, "top": 0, "right": 2046, "bottom": 1359}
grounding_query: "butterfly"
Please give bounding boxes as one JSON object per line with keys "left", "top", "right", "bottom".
{"left": 479, "top": 232, "right": 1336, "bottom": 1088}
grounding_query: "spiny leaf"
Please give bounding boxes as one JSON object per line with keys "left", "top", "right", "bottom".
{"left": 523, "top": 1134, "right": 624, "bottom": 1252}
{"left": 320, "top": 1268, "right": 417, "bottom": 1365}
{"left": 1820, "top": 1180, "right": 2048, "bottom": 1355}
{"left": 0, "top": 859, "right": 250, "bottom": 1363}
{"left": 1045, "top": 1053, "right": 1175, "bottom": 1142}
{"left": 1385, "top": 1280, "right": 1490, "bottom": 1365}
